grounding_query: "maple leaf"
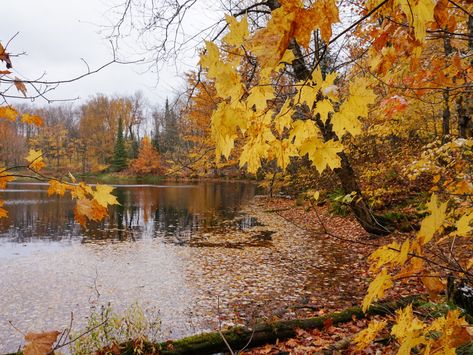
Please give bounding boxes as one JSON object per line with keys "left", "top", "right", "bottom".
{"left": 0, "top": 106, "right": 18, "bottom": 121}
{"left": 289, "top": 120, "right": 318, "bottom": 147}
{"left": 417, "top": 194, "right": 447, "bottom": 245}
{"left": 0, "top": 42, "right": 12, "bottom": 69}
{"left": 23, "top": 330, "right": 60, "bottom": 355}
{"left": 353, "top": 319, "right": 387, "bottom": 350}
{"left": 93, "top": 184, "right": 119, "bottom": 207}
{"left": 332, "top": 78, "right": 376, "bottom": 137}
{"left": 199, "top": 41, "right": 221, "bottom": 78}
{"left": 25, "top": 149, "right": 45, "bottom": 171}
{"left": 421, "top": 275, "right": 444, "bottom": 295}
{"left": 274, "top": 99, "right": 293, "bottom": 134}
{"left": 362, "top": 269, "right": 393, "bottom": 312}
{"left": 426, "top": 310, "right": 472, "bottom": 352}
{"left": 391, "top": 304, "right": 426, "bottom": 354}
{"left": 0, "top": 200, "right": 8, "bottom": 218}
{"left": 14, "top": 77, "right": 27, "bottom": 97}
{"left": 313, "top": 0, "right": 339, "bottom": 42}
{"left": 369, "top": 240, "right": 410, "bottom": 272}
{"left": 223, "top": 14, "right": 249, "bottom": 47}
{"left": 299, "top": 138, "right": 343, "bottom": 174}
{"left": 0, "top": 171, "right": 15, "bottom": 189}
{"left": 47, "top": 180, "right": 68, "bottom": 197}
{"left": 454, "top": 212, "right": 473, "bottom": 237}
{"left": 398, "top": 0, "right": 435, "bottom": 41}
{"left": 270, "top": 139, "right": 298, "bottom": 170}
{"left": 247, "top": 85, "right": 275, "bottom": 111}
{"left": 314, "top": 99, "right": 334, "bottom": 123}
{"left": 21, "top": 113, "right": 44, "bottom": 126}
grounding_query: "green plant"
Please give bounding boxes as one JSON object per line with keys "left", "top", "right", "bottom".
{"left": 70, "top": 303, "right": 161, "bottom": 354}
{"left": 327, "top": 189, "right": 351, "bottom": 216}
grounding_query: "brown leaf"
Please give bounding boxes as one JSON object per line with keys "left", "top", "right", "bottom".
{"left": 323, "top": 317, "right": 333, "bottom": 329}
{"left": 14, "top": 77, "right": 27, "bottom": 97}
{"left": 23, "top": 330, "right": 60, "bottom": 355}
{"left": 0, "top": 42, "right": 12, "bottom": 69}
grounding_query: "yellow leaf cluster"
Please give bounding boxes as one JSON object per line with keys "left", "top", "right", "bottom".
{"left": 47, "top": 180, "right": 119, "bottom": 227}
{"left": 25, "top": 149, "right": 45, "bottom": 171}
{"left": 353, "top": 319, "right": 387, "bottom": 350}
{"left": 390, "top": 306, "right": 472, "bottom": 354}
{"left": 362, "top": 269, "right": 393, "bottom": 312}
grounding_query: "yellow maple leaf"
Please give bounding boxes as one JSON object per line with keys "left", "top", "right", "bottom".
{"left": 247, "top": 85, "right": 275, "bottom": 111}
{"left": 25, "top": 149, "right": 45, "bottom": 171}
{"left": 369, "top": 240, "right": 410, "bottom": 272}
{"left": 391, "top": 304, "right": 426, "bottom": 354}
{"left": 397, "top": 0, "right": 435, "bottom": 41}
{"left": 426, "top": 310, "right": 472, "bottom": 352}
{"left": 289, "top": 120, "right": 318, "bottom": 147}
{"left": 362, "top": 269, "right": 393, "bottom": 312}
{"left": 199, "top": 41, "right": 221, "bottom": 78}
{"left": 314, "top": 99, "right": 334, "bottom": 122}
{"left": 0, "top": 106, "right": 18, "bottom": 121}
{"left": 47, "top": 180, "right": 68, "bottom": 197}
{"left": 454, "top": 212, "right": 473, "bottom": 237}
{"left": 93, "top": 184, "right": 119, "bottom": 207}
{"left": 270, "top": 139, "right": 298, "bottom": 170}
{"left": 353, "top": 319, "right": 387, "bottom": 350}
{"left": 223, "top": 14, "right": 249, "bottom": 47}
{"left": 274, "top": 99, "right": 293, "bottom": 134}
{"left": 21, "top": 113, "right": 44, "bottom": 126}
{"left": 332, "top": 78, "right": 375, "bottom": 137}
{"left": 417, "top": 194, "right": 447, "bottom": 245}
{"left": 299, "top": 138, "right": 343, "bottom": 173}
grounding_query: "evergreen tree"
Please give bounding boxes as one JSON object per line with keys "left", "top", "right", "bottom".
{"left": 111, "top": 117, "right": 128, "bottom": 171}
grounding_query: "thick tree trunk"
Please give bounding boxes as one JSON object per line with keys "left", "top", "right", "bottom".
{"left": 286, "top": 42, "right": 389, "bottom": 234}
{"left": 106, "top": 295, "right": 424, "bottom": 355}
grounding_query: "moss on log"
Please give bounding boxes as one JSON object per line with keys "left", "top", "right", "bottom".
{"left": 117, "top": 295, "right": 425, "bottom": 355}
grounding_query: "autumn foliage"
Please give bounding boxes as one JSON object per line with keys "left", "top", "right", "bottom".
{"left": 0, "top": 0, "right": 473, "bottom": 352}
{"left": 129, "top": 136, "right": 161, "bottom": 175}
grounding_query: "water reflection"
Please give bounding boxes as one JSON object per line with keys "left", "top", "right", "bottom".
{"left": 0, "top": 182, "right": 257, "bottom": 245}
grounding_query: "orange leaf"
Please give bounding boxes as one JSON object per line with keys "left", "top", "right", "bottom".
{"left": 0, "top": 106, "right": 18, "bottom": 121}
{"left": 21, "top": 113, "right": 44, "bottom": 127}
{"left": 0, "top": 201, "right": 8, "bottom": 218}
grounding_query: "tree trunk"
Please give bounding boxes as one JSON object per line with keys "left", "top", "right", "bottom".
{"left": 286, "top": 37, "right": 389, "bottom": 234}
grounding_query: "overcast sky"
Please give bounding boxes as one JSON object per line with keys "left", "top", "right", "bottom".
{"left": 0, "top": 0, "right": 223, "bottom": 107}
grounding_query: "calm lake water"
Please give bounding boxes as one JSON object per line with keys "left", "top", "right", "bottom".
{"left": 0, "top": 181, "right": 360, "bottom": 353}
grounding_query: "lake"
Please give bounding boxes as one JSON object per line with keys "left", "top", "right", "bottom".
{"left": 0, "top": 181, "right": 359, "bottom": 352}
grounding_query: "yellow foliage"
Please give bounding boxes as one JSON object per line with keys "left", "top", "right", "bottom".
{"left": 353, "top": 319, "right": 387, "bottom": 350}
{"left": 25, "top": 149, "right": 45, "bottom": 171}
{"left": 417, "top": 194, "right": 447, "bottom": 245}
{"left": 362, "top": 269, "right": 393, "bottom": 312}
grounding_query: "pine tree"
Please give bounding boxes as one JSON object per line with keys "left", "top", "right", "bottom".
{"left": 111, "top": 117, "right": 128, "bottom": 171}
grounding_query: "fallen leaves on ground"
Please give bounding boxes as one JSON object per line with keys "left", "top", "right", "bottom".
{"left": 23, "top": 330, "right": 60, "bottom": 355}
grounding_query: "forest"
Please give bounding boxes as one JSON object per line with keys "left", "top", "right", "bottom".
{"left": 0, "top": 0, "right": 473, "bottom": 354}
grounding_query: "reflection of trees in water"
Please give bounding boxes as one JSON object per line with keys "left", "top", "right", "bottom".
{"left": 0, "top": 183, "right": 257, "bottom": 245}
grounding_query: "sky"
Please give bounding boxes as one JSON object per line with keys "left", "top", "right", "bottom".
{"left": 0, "top": 0, "right": 223, "bottom": 107}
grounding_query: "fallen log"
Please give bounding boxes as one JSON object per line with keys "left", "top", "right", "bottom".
{"left": 115, "top": 295, "right": 425, "bottom": 355}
